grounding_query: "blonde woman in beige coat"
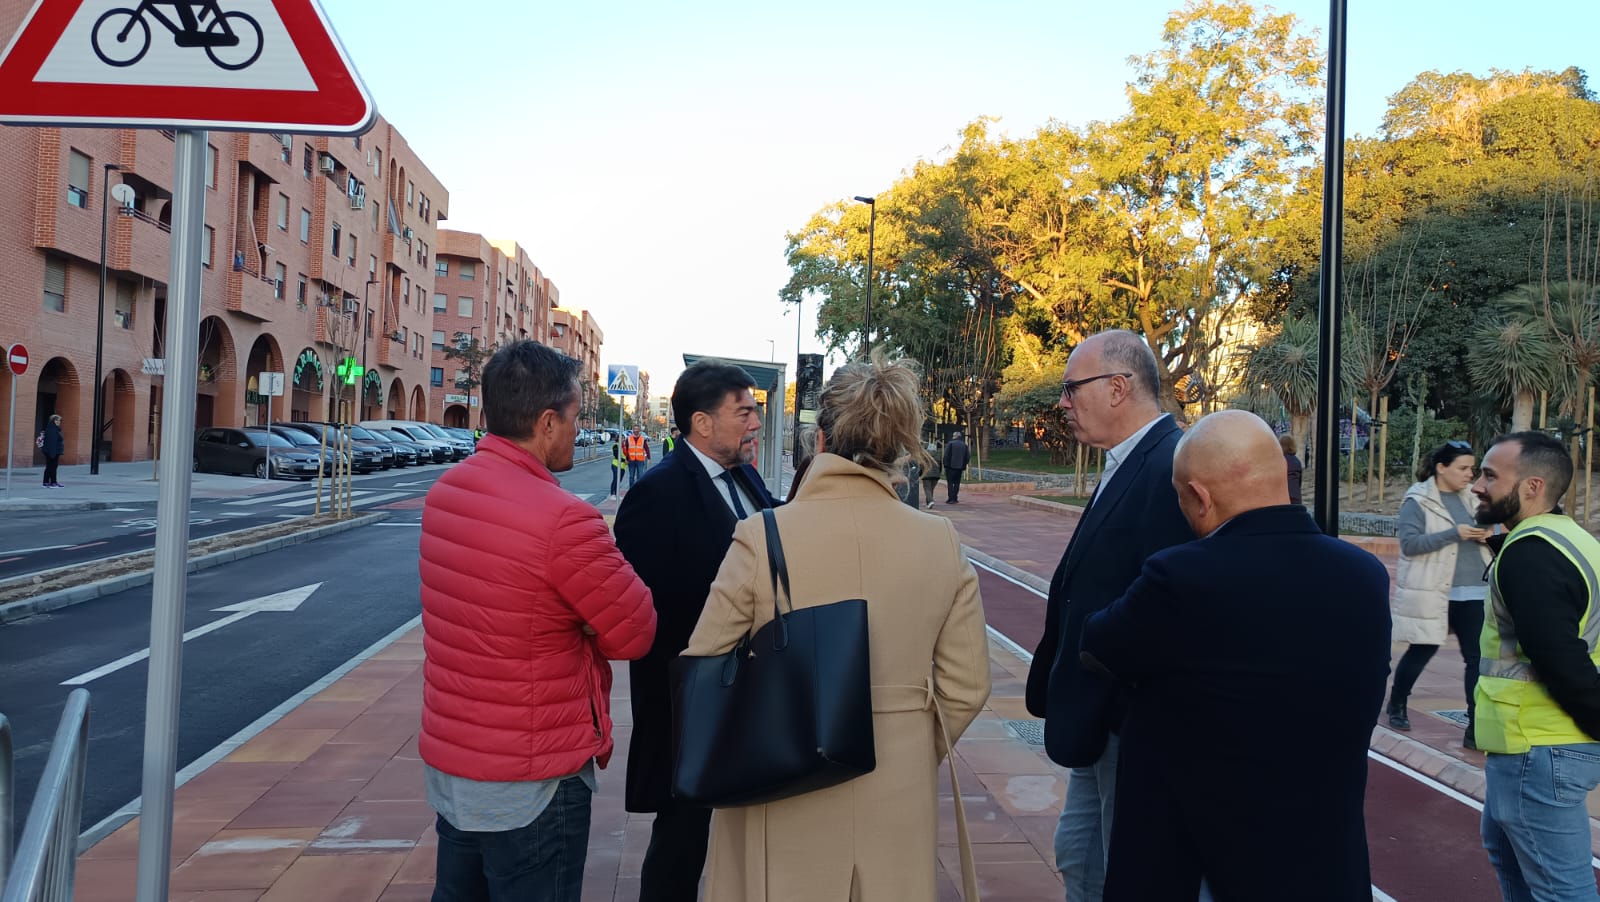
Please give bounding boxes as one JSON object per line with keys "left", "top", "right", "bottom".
{"left": 1387, "top": 441, "right": 1492, "bottom": 747}
{"left": 682, "top": 353, "right": 992, "bottom": 902}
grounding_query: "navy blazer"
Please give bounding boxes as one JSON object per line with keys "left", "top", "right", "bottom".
{"left": 612, "top": 444, "right": 777, "bottom": 812}
{"left": 1026, "top": 415, "right": 1192, "bottom": 767}
{"left": 1081, "top": 505, "right": 1391, "bottom": 901}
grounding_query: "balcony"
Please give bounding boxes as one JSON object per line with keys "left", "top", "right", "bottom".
{"left": 227, "top": 265, "right": 280, "bottom": 322}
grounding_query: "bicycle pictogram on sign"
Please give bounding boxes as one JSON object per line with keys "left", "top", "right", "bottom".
{"left": 92, "top": 0, "right": 263, "bottom": 71}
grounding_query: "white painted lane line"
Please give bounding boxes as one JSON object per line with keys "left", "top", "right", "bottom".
{"left": 1372, "top": 887, "right": 1399, "bottom": 902}
{"left": 351, "top": 492, "right": 409, "bottom": 506}
{"left": 1, "top": 543, "right": 77, "bottom": 555}
{"left": 970, "top": 557, "right": 1048, "bottom": 598}
{"left": 270, "top": 490, "right": 383, "bottom": 508}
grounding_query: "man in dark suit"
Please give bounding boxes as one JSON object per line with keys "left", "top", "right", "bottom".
{"left": 1025, "top": 329, "right": 1193, "bottom": 902}
{"left": 1081, "top": 411, "right": 1390, "bottom": 901}
{"left": 613, "top": 359, "right": 779, "bottom": 902}
{"left": 942, "top": 431, "right": 970, "bottom": 503}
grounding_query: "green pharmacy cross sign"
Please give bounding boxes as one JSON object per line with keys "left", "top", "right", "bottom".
{"left": 337, "top": 356, "right": 363, "bottom": 386}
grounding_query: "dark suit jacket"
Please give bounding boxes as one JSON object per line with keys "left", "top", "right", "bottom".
{"left": 612, "top": 444, "right": 777, "bottom": 812}
{"left": 1081, "top": 505, "right": 1391, "bottom": 902}
{"left": 1025, "top": 415, "right": 1191, "bottom": 767}
{"left": 942, "top": 439, "right": 970, "bottom": 471}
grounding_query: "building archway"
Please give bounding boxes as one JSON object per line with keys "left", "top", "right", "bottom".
{"left": 410, "top": 385, "right": 427, "bottom": 421}
{"left": 197, "top": 316, "right": 238, "bottom": 429}
{"left": 103, "top": 368, "right": 137, "bottom": 461}
{"left": 386, "top": 377, "right": 405, "bottom": 419}
{"left": 35, "top": 357, "right": 82, "bottom": 465}
{"left": 290, "top": 347, "right": 323, "bottom": 421}
{"left": 243, "top": 333, "right": 284, "bottom": 426}
{"left": 443, "top": 404, "right": 468, "bottom": 428}
{"left": 360, "top": 370, "right": 382, "bottom": 422}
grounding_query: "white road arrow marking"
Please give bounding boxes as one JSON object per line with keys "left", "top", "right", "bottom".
{"left": 61, "top": 583, "right": 322, "bottom": 686}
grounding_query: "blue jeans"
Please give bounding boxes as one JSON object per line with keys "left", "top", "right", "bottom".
{"left": 1056, "top": 733, "right": 1118, "bottom": 902}
{"left": 1483, "top": 744, "right": 1600, "bottom": 902}
{"left": 627, "top": 460, "right": 645, "bottom": 487}
{"left": 431, "top": 775, "right": 592, "bottom": 902}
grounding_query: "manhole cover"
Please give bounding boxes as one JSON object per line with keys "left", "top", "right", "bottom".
{"left": 1430, "top": 708, "right": 1469, "bottom": 727}
{"left": 1007, "top": 719, "right": 1045, "bottom": 745}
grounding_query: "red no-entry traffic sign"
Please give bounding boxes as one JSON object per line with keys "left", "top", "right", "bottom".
{"left": 8, "top": 343, "right": 28, "bottom": 376}
{"left": 0, "top": 0, "right": 375, "bottom": 134}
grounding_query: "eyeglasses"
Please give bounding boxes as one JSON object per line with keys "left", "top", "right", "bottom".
{"left": 1060, "top": 372, "right": 1132, "bottom": 402}
{"left": 1447, "top": 440, "right": 1471, "bottom": 451}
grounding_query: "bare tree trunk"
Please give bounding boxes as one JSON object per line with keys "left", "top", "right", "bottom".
{"left": 1512, "top": 390, "right": 1535, "bottom": 432}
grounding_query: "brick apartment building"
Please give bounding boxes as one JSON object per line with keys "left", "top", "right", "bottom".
{"left": 0, "top": 121, "right": 604, "bottom": 468}
{"left": 548, "top": 307, "right": 605, "bottom": 428}
{"left": 428, "top": 232, "right": 570, "bottom": 430}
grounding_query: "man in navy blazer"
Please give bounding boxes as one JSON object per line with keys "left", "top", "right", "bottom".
{"left": 613, "top": 360, "right": 778, "bottom": 902}
{"left": 1026, "top": 330, "right": 1194, "bottom": 901}
{"left": 1082, "top": 411, "right": 1391, "bottom": 901}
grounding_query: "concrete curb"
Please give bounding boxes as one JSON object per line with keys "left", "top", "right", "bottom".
{"left": 960, "top": 481, "right": 1038, "bottom": 493}
{"left": 0, "top": 499, "right": 117, "bottom": 512}
{"left": 962, "top": 545, "right": 1049, "bottom": 594}
{"left": 0, "top": 513, "right": 388, "bottom": 623}
{"left": 1009, "top": 495, "right": 1085, "bottom": 517}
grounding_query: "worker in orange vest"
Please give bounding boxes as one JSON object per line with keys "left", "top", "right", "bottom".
{"left": 625, "top": 426, "right": 650, "bottom": 489}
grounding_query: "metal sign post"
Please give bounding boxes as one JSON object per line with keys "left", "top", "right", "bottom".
{"left": 133, "top": 129, "right": 206, "bottom": 902}
{"left": 5, "top": 343, "right": 28, "bottom": 495}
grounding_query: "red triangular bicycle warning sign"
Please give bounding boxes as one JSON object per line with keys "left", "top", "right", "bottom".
{"left": 0, "top": 0, "right": 375, "bottom": 134}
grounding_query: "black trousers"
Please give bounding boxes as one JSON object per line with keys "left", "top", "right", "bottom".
{"left": 637, "top": 804, "right": 712, "bottom": 902}
{"left": 945, "top": 467, "right": 964, "bottom": 502}
{"left": 42, "top": 455, "right": 60, "bottom": 485}
{"left": 1391, "top": 599, "right": 1485, "bottom": 727}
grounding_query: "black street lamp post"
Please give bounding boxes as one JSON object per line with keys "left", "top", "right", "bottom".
{"left": 92, "top": 163, "right": 122, "bottom": 475}
{"left": 853, "top": 195, "right": 876, "bottom": 354}
{"left": 362, "top": 278, "right": 378, "bottom": 421}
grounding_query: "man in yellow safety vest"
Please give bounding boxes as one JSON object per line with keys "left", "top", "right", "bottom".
{"left": 1472, "top": 430, "right": 1600, "bottom": 900}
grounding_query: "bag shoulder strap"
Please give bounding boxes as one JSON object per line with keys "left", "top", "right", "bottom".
{"left": 760, "top": 508, "right": 793, "bottom": 615}
{"left": 932, "top": 689, "right": 981, "bottom": 902}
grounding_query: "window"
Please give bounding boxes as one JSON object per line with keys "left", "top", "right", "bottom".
{"left": 276, "top": 133, "right": 292, "bottom": 164}
{"left": 457, "top": 297, "right": 473, "bottom": 317}
{"left": 433, "top": 292, "right": 447, "bottom": 313}
{"left": 459, "top": 260, "right": 475, "bottom": 281}
{"left": 430, "top": 367, "right": 444, "bottom": 387}
{"left": 431, "top": 330, "right": 445, "bottom": 350}
{"left": 303, "top": 145, "right": 313, "bottom": 179}
{"left": 348, "top": 235, "right": 357, "bottom": 266}
{"left": 114, "top": 280, "right": 135, "bottom": 328}
{"left": 435, "top": 259, "right": 449, "bottom": 278}
{"left": 415, "top": 333, "right": 424, "bottom": 357}
{"left": 373, "top": 147, "right": 381, "bottom": 176}
{"left": 330, "top": 223, "right": 341, "bottom": 258}
{"left": 205, "top": 144, "right": 216, "bottom": 189}
{"left": 369, "top": 255, "right": 377, "bottom": 279}
{"left": 299, "top": 208, "right": 310, "bottom": 242}
{"left": 67, "top": 150, "right": 90, "bottom": 208}
{"left": 273, "top": 263, "right": 286, "bottom": 299}
{"left": 202, "top": 226, "right": 214, "bottom": 266}
{"left": 275, "top": 193, "right": 288, "bottom": 230}
{"left": 402, "top": 276, "right": 410, "bottom": 301}
{"left": 406, "top": 181, "right": 414, "bottom": 207}
{"left": 417, "top": 286, "right": 425, "bottom": 309}
{"left": 43, "top": 257, "right": 65, "bottom": 311}
{"left": 297, "top": 275, "right": 307, "bottom": 305}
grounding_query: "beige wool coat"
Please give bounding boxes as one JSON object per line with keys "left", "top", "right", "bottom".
{"left": 682, "top": 452, "right": 992, "bottom": 902}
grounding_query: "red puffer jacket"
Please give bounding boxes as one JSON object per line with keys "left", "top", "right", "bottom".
{"left": 419, "top": 434, "right": 655, "bottom": 782}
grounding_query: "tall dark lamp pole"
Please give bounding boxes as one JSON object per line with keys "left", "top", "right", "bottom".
{"left": 467, "top": 325, "right": 480, "bottom": 429}
{"left": 361, "top": 278, "right": 378, "bottom": 420}
{"left": 92, "top": 163, "right": 122, "bottom": 475}
{"left": 853, "top": 195, "right": 876, "bottom": 354}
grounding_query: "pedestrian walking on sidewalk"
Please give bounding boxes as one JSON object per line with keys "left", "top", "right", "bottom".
{"left": 1026, "top": 329, "right": 1193, "bottom": 902}
{"left": 1471, "top": 430, "right": 1600, "bottom": 902}
{"left": 1081, "top": 410, "right": 1391, "bottom": 902}
{"left": 418, "top": 340, "right": 657, "bottom": 902}
{"left": 613, "top": 360, "right": 778, "bottom": 902}
{"left": 41, "top": 414, "right": 64, "bottom": 487}
{"left": 1386, "top": 441, "right": 1491, "bottom": 743}
{"left": 920, "top": 439, "right": 940, "bottom": 508}
{"left": 1280, "top": 433, "right": 1303, "bottom": 505}
{"left": 942, "top": 432, "right": 969, "bottom": 503}
{"left": 682, "top": 352, "right": 990, "bottom": 902}
{"left": 609, "top": 437, "right": 625, "bottom": 500}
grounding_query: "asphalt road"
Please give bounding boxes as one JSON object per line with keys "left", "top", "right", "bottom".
{"left": 0, "top": 445, "right": 629, "bottom": 832}
{"left": 0, "top": 446, "right": 624, "bottom": 581}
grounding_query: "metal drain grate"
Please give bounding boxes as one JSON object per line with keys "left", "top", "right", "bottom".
{"left": 1006, "top": 719, "right": 1046, "bottom": 745}
{"left": 1430, "top": 708, "right": 1469, "bottom": 727}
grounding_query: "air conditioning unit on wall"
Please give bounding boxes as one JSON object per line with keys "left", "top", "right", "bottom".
{"left": 350, "top": 189, "right": 366, "bottom": 210}
{"left": 401, "top": 226, "right": 414, "bottom": 242}
{"left": 319, "top": 154, "right": 337, "bottom": 174}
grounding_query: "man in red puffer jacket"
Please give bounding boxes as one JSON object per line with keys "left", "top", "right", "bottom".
{"left": 419, "top": 340, "right": 656, "bottom": 902}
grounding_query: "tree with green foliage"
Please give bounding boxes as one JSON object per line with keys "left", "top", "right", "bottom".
{"left": 1245, "top": 316, "right": 1320, "bottom": 454}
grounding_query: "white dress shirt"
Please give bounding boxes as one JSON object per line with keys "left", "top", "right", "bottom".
{"left": 686, "top": 440, "right": 757, "bottom": 518}
{"left": 1091, "top": 413, "right": 1170, "bottom": 506}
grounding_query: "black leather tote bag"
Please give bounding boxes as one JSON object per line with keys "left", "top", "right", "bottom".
{"left": 668, "top": 508, "right": 875, "bottom": 808}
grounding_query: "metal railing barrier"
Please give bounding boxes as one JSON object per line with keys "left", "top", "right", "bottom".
{"left": 0, "top": 690, "right": 91, "bottom": 902}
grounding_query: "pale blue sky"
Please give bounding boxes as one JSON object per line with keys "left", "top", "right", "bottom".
{"left": 321, "top": 0, "right": 1596, "bottom": 389}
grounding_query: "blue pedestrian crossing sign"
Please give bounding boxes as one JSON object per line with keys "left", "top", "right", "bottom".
{"left": 606, "top": 364, "right": 639, "bottom": 396}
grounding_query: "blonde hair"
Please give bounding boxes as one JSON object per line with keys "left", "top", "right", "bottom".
{"left": 815, "top": 351, "right": 931, "bottom": 479}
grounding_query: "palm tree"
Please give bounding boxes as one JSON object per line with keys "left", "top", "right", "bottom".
{"left": 1246, "top": 316, "right": 1321, "bottom": 457}
{"left": 1469, "top": 286, "right": 1564, "bottom": 431}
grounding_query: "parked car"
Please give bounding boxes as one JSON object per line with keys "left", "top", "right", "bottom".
{"left": 360, "top": 421, "right": 454, "bottom": 463}
{"left": 264, "top": 425, "right": 355, "bottom": 476}
{"left": 344, "top": 423, "right": 405, "bottom": 468}
{"left": 273, "top": 422, "right": 386, "bottom": 473}
{"left": 441, "top": 426, "right": 478, "bottom": 449}
{"left": 194, "top": 427, "right": 320, "bottom": 480}
{"left": 402, "top": 421, "right": 473, "bottom": 460}
{"left": 362, "top": 427, "right": 426, "bottom": 466}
